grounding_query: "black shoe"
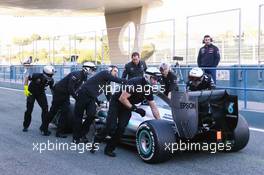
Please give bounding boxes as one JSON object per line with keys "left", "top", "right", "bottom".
{"left": 80, "top": 136, "right": 89, "bottom": 143}
{"left": 22, "top": 128, "right": 28, "bottom": 132}
{"left": 104, "top": 149, "right": 116, "bottom": 157}
{"left": 72, "top": 139, "right": 80, "bottom": 144}
{"left": 39, "top": 128, "right": 51, "bottom": 136}
{"left": 41, "top": 130, "right": 51, "bottom": 136}
{"left": 72, "top": 138, "right": 80, "bottom": 144}
{"left": 56, "top": 132, "right": 67, "bottom": 138}
{"left": 90, "top": 148, "right": 96, "bottom": 154}
{"left": 72, "top": 136, "right": 89, "bottom": 144}
{"left": 90, "top": 136, "right": 100, "bottom": 154}
{"left": 90, "top": 142, "right": 98, "bottom": 154}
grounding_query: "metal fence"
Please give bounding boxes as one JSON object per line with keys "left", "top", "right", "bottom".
{"left": 186, "top": 5, "right": 264, "bottom": 66}
{"left": 138, "top": 19, "right": 175, "bottom": 64}
{"left": 186, "top": 8, "right": 242, "bottom": 65}
{"left": 0, "top": 19, "right": 174, "bottom": 66}
{"left": 258, "top": 4, "right": 264, "bottom": 64}
{"left": 174, "top": 66, "right": 264, "bottom": 110}
{"left": 0, "top": 65, "right": 263, "bottom": 111}
{"left": 1, "top": 5, "right": 264, "bottom": 66}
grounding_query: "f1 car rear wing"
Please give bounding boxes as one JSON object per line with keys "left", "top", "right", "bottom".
{"left": 171, "top": 90, "right": 238, "bottom": 139}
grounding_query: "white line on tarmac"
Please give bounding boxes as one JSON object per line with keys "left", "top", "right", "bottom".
{"left": 1, "top": 86, "right": 264, "bottom": 133}
{"left": 0, "top": 86, "right": 52, "bottom": 97}
{"left": 0, "top": 86, "right": 23, "bottom": 92}
{"left": 249, "top": 127, "right": 264, "bottom": 133}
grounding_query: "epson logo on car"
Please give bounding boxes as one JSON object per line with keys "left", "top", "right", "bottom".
{"left": 180, "top": 102, "right": 196, "bottom": 110}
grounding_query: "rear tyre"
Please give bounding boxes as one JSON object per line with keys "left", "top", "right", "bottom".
{"left": 228, "top": 115, "right": 250, "bottom": 152}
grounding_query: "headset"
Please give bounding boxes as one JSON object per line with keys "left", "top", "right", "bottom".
{"left": 202, "top": 35, "right": 213, "bottom": 44}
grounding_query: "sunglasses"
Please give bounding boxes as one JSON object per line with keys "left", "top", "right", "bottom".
{"left": 150, "top": 76, "right": 159, "bottom": 81}
{"left": 91, "top": 67, "right": 97, "bottom": 71}
{"left": 188, "top": 76, "right": 201, "bottom": 81}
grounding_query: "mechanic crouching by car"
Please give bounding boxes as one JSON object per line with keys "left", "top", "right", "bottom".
{"left": 23, "top": 65, "right": 55, "bottom": 136}
{"left": 73, "top": 65, "right": 127, "bottom": 144}
{"left": 159, "top": 62, "right": 179, "bottom": 98}
{"left": 91, "top": 67, "right": 161, "bottom": 157}
{"left": 122, "top": 52, "right": 147, "bottom": 79}
{"left": 186, "top": 67, "right": 215, "bottom": 91}
{"left": 42, "top": 62, "right": 97, "bottom": 138}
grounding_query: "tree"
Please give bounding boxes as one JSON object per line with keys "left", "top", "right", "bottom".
{"left": 12, "top": 37, "right": 32, "bottom": 62}
{"left": 31, "top": 33, "right": 41, "bottom": 59}
{"left": 141, "top": 43, "right": 155, "bottom": 61}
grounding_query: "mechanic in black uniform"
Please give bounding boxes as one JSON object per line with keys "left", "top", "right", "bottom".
{"left": 73, "top": 65, "right": 127, "bottom": 144}
{"left": 122, "top": 52, "right": 147, "bottom": 79}
{"left": 23, "top": 65, "right": 55, "bottom": 136}
{"left": 159, "top": 62, "right": 179, "bottom": 97}
{"left": 197, "top": 35, "right": 220, "bottom": 83}
{"left": 22, "top": 57, "right": 34, "bottom": 86}
{"left": 186, "top": 67, "right": 215, "bottom": 91}
{"left": 43, "top": 62, "right": 97, "bottom": 138}
{"left": 91, "top": 67, "right": 161, "bottom": 157}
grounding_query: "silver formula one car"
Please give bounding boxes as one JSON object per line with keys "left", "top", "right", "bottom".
{"left": 53, "top": 90, "right": 250, "bottom": 163}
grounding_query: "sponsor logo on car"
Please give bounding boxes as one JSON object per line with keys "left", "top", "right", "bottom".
{"left": 180, "top": 102, "right": 196, "bottom": 110}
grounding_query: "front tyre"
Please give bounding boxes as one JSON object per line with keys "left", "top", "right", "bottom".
{"left": 136, "top": 120, "right": 176, "bottom": 163}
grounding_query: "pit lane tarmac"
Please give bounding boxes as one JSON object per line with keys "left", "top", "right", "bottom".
{"left": 0, "top": 87, "right": 263, "bottom": 175}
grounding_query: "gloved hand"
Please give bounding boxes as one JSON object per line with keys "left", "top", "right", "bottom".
{"left": 72, "top": 92, "right": 78, "bottom": 100}
{"left": 96, "top": 99, "right": 104, "bottom": 106}
{"left": 121, "top": 79, "right": 128, "bottom": 84}
{"left": 24, "top": 85, "right": 32, "bottom": 97}
{"left": 131, "top": 105, "right": 146, "bottom": 117}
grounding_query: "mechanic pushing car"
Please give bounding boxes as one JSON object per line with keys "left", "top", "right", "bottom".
{"left": 186, "top": 67, "right": 215, "bottom": 91}
{"left": 122, "top": 52, "right": 147, "bottom": 79}
{"left": 91, "top": 67, "right": 161, "bottom": 157}
{"left": 23, "top": 65, "right": 55, "bottom": 136}
{"left": 22, "top": 56, "right": 34, "bottom": 85}
{"left": 72, "top": 65, "right": 127, "bottom": 144}
{"left": 159, "top": 62, "right": 179, "bottom": 98}
{"left": 42, "top": 62, "right": 97, "bottom": 138}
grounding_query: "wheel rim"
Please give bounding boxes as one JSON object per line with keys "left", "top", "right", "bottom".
{"left": 138, "top": 130, "right": 152, "bottom": 155}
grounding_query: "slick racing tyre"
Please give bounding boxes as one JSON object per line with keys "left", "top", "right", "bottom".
{"left": 136, "top": 120, "right": 176, "bottom": 163}
{"left": 229, "top": 115, "right": 250, "bottom": 152}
